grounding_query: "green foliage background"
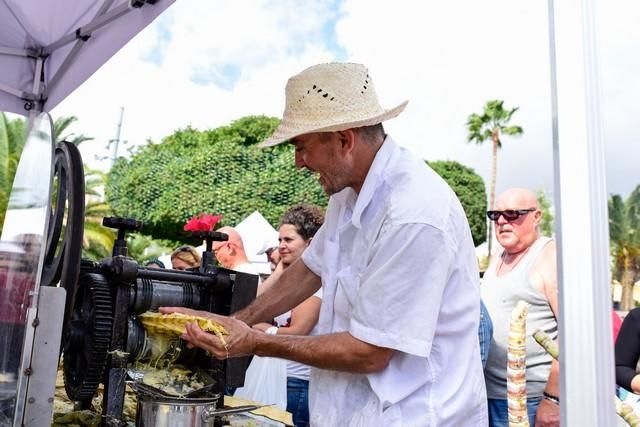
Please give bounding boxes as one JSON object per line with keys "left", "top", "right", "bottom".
{"left": 428, "top": 160, "right": 487, "bottom": 246}
{"left": 106, "top": 116, "right": 328, "bottom": 241}
{"left": 106, "top": 115, "right": 489, "bottom": 246}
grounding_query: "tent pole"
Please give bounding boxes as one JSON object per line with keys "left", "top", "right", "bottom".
{"left": 548, "top": 0, "right": 616, "bottom": 425}
{"left": 44, "top": 2, "right": 146, "bottom": 54}
{"left": 44, "top": 0, "right": 116, "bottom": 97}
{"left": 30, "top": 57, "right": 44, "bottom": 112}
{"left": 0, "top": 46, "right": 35, "bottom": 57}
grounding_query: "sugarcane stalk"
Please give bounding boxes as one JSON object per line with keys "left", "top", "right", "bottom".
{"left": 616, "top": 396, "right": 640, "bottom": 427}
{"left": 533, "top": 329, "right": 559, "bottom": 360}
{"left": 508, "top": 300, "right": 530, "bottom": 427}
{"left": 534, "top": 326, "right": 640, "bottom": 426}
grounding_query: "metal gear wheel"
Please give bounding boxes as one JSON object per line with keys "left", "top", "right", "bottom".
{"left": 63, "top": 273, "right": 113, "bottom": 403}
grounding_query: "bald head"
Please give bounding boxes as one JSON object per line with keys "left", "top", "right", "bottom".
{"left": 495, "top": 188, "right": 539, "bottom": 211}
{"left": 214, "top": 226, "right": 249, "bottom": 269}
{"left": 218, "top": 226, "right": 246, "bottom": 250}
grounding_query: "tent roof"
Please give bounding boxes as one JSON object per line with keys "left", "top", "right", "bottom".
{"left": 0, "top": 0, "right": 174, "bottom": 115}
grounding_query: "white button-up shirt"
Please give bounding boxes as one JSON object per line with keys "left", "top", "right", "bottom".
{"left": 302, "top": 137, "right": 487, "bottom": 426}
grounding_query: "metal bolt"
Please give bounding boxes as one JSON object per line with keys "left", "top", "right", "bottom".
{"left": 23, "top": 368, "right": 32, "bottom": 376}
{"left": 27, "top": 397, "right": 35, "bottom": 404}
{"left": 32, "top": 318, "right": 40, "bottom": 327}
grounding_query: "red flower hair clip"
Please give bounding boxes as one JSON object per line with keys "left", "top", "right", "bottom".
{"left": 183, "top": 213, "right": 223, "bottom": 232}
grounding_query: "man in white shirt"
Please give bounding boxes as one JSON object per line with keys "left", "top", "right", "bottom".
{"left": 163, "top": 62, "right": 487, "bottom": 426}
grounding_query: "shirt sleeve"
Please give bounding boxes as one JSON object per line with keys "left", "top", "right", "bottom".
{"left": 615, "top": 307, "right": 640, "bottom": 390}
{"left": 348, "top": 222, "right": 454, "bottom": 358}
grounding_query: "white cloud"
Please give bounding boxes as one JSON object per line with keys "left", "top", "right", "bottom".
{"left": 51, "top": 0, "right": 639, "bottom": 199}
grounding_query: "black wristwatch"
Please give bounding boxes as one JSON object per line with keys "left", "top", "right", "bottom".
{"left": 543, "top": 391, "right": 560, "bottom": 405}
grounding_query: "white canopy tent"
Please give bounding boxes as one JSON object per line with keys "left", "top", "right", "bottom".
{"left": 0, "top": 0, "right": 619, "bottom": 424}
{"left": 0, "top": 0, "right": 174, "bottom": 115}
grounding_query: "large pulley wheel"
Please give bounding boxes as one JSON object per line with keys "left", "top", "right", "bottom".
{"left": 41, "top": 141, "right": 85, "bottom": 340}
{"left": 63, "top": 273, "right": 113, "bottom": 403}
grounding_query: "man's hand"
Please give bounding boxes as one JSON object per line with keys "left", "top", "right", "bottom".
{"left": 159, "top": 307, "right": 258, "bottom": 359}
{"left": 535, "top": 398, "right": 560, "bottom": 427}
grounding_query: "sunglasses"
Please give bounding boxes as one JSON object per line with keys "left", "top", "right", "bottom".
{"left": 486, "top": 208, "right": 536, "bottom": 222}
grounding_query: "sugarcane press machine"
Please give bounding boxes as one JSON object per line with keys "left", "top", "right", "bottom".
{"left": 0, "top": 114, "right": 258, "bottom": 426}
{"left": 62, "top": 217, "right": 259, "bottom": 424}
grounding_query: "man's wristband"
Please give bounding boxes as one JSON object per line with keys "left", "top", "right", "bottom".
{"left": 265, "top": 326, "right": 278, "bottom": 335}
{"left": 543, "top": 391, "right": 560, "bottom": 405}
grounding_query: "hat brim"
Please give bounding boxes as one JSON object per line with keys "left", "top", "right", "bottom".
{"left": 258, "top": 100, "right": 409, "bottom": 148}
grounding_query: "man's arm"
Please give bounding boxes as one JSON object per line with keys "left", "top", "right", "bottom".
{"left": 181, "top": 316, "right": 393, "bottom": 373}
{"left": 535, "top": 241, "right": 560, "bottom": 427}
{"left": 235, "top": 258, "right": 321, "bottom": 326}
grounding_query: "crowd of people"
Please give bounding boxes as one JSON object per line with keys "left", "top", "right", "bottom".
{"left": 145, "top": 62, "right": 640, "bottom": 427}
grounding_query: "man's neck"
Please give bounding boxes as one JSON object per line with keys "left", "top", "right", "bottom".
{"left": 351, "top": 138, "right": 385, "bottom": 194}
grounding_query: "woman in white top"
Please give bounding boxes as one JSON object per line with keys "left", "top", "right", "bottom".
{"left": 254, "top": 204, "right": 324, "bottom": 427}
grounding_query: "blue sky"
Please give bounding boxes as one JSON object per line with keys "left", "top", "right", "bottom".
{"left": 52, "top": 0, "right": 640, "bottom": 200}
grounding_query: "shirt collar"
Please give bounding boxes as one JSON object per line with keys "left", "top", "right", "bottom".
{"left": 350, "top": 136, "right": 397, "bottom": 228}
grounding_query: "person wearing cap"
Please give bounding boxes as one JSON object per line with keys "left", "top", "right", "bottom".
{"left": 256, "top": 237, "right": 280, "bottom": 273}
{"left": 162, "top": 62, "right": 487, "bottom": 426}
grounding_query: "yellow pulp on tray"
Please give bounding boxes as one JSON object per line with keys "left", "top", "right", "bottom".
{"left": 138, "top": 311, "right": 228, "bottom": 344}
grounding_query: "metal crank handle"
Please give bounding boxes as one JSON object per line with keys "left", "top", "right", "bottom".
{"left": 201, "top": 404, "right": 264, "bottom": 421}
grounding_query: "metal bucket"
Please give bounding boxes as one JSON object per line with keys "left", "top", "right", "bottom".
{"left": 136, "top": 395, "right": 220, "bottom": 427}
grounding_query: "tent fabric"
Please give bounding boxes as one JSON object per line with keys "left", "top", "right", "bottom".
{"left": 0, "top": 0, "right": 175, "bottom": 116}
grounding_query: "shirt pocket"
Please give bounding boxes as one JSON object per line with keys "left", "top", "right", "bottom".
{"left": 334, "top": 269, "right": 360, "bottom": 325}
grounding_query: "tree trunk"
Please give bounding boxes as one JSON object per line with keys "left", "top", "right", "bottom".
{"left": 620, "top": 267, "right": 637, "bottom": 312}
{"left": 487, "top": 130, "right": 499, "bottom": 257}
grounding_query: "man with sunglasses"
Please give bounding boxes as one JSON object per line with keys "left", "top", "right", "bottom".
{"left": 482, "top": 188, "right": 559, "bottom": 427}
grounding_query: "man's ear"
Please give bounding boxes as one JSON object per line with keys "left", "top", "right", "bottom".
{"left": 533, "top": 209, "right": 542, "bottom": 226}
{"left": 337, "top": 129, "right": 356, "bottom": 153}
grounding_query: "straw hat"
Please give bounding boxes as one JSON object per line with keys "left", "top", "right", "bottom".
{"left": 259, "top": 62, "right": 408, "bottom": 148}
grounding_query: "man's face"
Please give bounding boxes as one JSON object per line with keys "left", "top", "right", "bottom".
{"left": 292, "top": 132, "right": 352, "bottom": 195}
{"left": 212, "top": 241, "right": 230, "bottom": 267}
{"left": 493, "top": 194, "right": 540, "bottom": 252}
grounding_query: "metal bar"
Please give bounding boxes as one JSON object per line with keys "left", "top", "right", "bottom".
{"left": 22, "top": 287, "right": 66, "bottom": 427}
{"left": 31, "top": 57, "right": 44, "bottom": 112}
{"left": 45, "top": 0, "right": 116, "bottom": 98}
{"left": 43, "top": 2, "right": 133, "bottom": 54}
{"left": 0, "top": 46, "right": 36, "bottom": 58}
{"left": 0, "top": 82, "right": 30, "bottom": 99}
{"left": 102, "top": 283, "right": 130, "bottom": 425}
{"left": 137, "top": 268, "right": 221, "bottom": 285}
{"left": 547, "top": 0, "right": 616, "bottom": 425}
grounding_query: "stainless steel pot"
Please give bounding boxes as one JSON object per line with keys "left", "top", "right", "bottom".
{"left": 136, "top": 395, "right": 220, "bottom": 427}
{"left": 136, "top": 395, "right": 263, "bottom": 427}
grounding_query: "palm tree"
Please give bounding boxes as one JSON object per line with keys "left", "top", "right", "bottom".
{"left": 0, "top": 112, "right": 27, "bottom": 229}
{"left": 0, "top": 114, "right": 94, "bottom": 230}
{"left": 466, "top": 100, "right": 523, "bottom": 256}
{"left": 609, "top": 186, "right": 640, "bottom": 311}
{"left": 82, "top": 167, "right": 116, "bottom": 259}
{"left": 54, "top": 116, "right": 94, "bottom": 146}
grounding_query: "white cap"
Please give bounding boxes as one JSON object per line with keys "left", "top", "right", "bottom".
{"left": 256, "top": 236, "right": 279, "bottom": 255}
